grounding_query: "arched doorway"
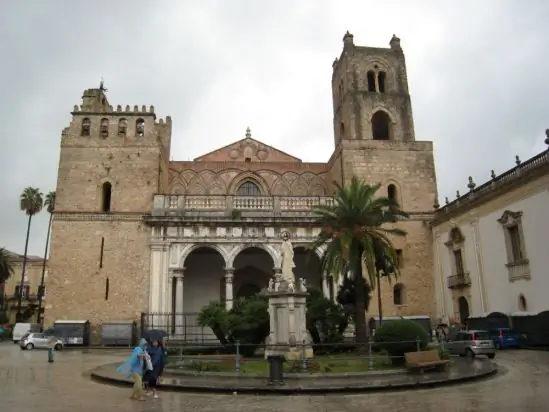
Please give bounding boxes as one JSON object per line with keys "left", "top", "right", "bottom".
{"left": 182, "top": 247, "right": 226, "bottom": 314}
{"left": 458, "top": 296, "right": 470, "bottom": 324}
{"left": 293, "top": 247, "right": 323, "bottom": 292}
{"left": 233, "top": 247, "right": 274, "bottom": 301}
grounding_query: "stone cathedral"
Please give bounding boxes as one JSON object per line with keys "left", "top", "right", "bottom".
{"left": 44, "top": 33, "right": 438, "bottom": 339}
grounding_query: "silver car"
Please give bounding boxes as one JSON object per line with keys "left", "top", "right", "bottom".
{"left": 445, "top": 329, "right": 496, "bottom": 359}
{"left": 19, "top": 333, "right": 64, "bottom": 351}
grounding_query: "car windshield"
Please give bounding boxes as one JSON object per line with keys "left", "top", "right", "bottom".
{"left": 473, "top": 331, "right": 490, "bottom": 340}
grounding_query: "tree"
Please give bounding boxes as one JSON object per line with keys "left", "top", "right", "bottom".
{"left": 36, "top": 191, "right": 55, "bottom": 324}
{"left": 0, "top": 247, "right": 14, "bottom": 311}
{"left": 16, "top": 187, "right": 44, "bottom": 321}
{"left": 0, "top": 247, "right": 14, "bottom": 285}
{"left": 310, "top": 177, "right": 407, "bottom": 347}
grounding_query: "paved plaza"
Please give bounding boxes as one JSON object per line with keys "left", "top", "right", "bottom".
{"left": 0, "top": 343, "right": 547, "bottom": 411}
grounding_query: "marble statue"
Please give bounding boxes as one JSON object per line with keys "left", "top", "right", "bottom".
{"left": 268, "top": 278, "right": 274, "bottom": 292}
{"left": 287, "top": 278, "right": 295, "bottom": 293}
{"left": 280, "top": 238, "right": 296, "bottom": 284}
{"left": 299, "top": 278, "right": 307, "bottom": 292}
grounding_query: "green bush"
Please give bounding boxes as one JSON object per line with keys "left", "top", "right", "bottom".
{"left": 373, "top": 319, "right": 429, "bottom": 365}
{"left": 437, "top": 347, "right": 451, "bottom": 360}
{"left": 306, "top": 289, "right": 348, "bottom": 349}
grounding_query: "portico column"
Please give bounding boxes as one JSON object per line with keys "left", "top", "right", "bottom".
{"left": 225, "top": 268, "right": 234, "bottom": 310}
{"left": 174, "top": 268, "right": 185, "bottom": 336}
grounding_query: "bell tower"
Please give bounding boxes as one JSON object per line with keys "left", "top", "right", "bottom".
{"left": 332, "top": 32, "right": 415, "bottom": 144}
{"left": 328, "top": 32, "right": 438, "bottom": 320}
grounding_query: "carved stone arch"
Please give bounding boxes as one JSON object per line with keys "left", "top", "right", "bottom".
{"left": 228, "top": 171, "right": 270, "bottom": 195}
{"left": 186, "top": 174, "right": 208, "bottom": 195}
{"left": 227, "top": 243, "right": 279, "bottom": 268}
{"left": 271, "top": 175, "right": 291, "bottom": 196}
{"left": 368, "top": 107, "right": 398, "bottom": 124}
{"left": 290, "top": 175, "right": 310, "bottom": 196}
{"left": 308, "top": 174, "right": 328, "bottom": 196}
{"left": 446, "top": 227, "right": 465, "bottom": 246}
{"left": 281, "top": 171, "right": 299, "bottom": 188}
{"left": 170, "top": 182, "right": 185, "bottom": 194}
{"left": 363, "top": 57, "right": 395, "bottom": 91}
{"left": 181, "top": 170, "right": 197, "bottom": 184}
{"left": 179, "top": 243, "right": 230, "bottom": 268}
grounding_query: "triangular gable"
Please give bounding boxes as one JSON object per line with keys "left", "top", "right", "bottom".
{"left": 194, "top": 133, "right": 302, "bottom": 163}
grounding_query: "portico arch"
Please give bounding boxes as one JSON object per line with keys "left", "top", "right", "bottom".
{"left": 227, "top": 243, "right": 278, "bottom": 268}
{"left": 181, "top": 246, "right": 227, "bottom": 315}
{"left": 179, "top": 243, "right": 229, "bottom": 268}
{"left": 232, "top": 246, "right": 276, "bottom": 299}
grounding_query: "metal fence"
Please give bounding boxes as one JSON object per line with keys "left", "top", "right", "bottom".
{"left": 140, "top": 312, "right": 218, "bottom": 343}
{"left": 163, "top": 339, "right": 445, "bottom": 376}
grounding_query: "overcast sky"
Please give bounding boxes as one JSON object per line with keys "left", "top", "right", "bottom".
{"left": 1, "top": 0, "right": 548, "bottom": 256}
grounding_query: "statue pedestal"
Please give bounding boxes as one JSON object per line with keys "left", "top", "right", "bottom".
{"left": 264, "top": 284, "right": 313, "bottom": 361}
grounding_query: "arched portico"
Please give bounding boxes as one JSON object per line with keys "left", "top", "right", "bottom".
{"left": 231, "top": 246, "right": 275, "bottom": 306}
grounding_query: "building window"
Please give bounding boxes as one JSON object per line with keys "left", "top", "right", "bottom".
{"left": 387, "top": 184, "right": 397, "bottom": 203}
{"left": 454, "top": 249, "right": 465, "bottom": 275}
{"left": 101, "top": 182, "right": 112, "bottom": 212}
{"left": 118, "top": 118, "right": 127, "bottom": 136}
{"left": 393, "top": 283, "right": 404, "bottom": 305}
{"left": 340, "top": 122, "right": 345, "bottom": 139}
{"left": 136, "top": 118, "right": 145, "bottom": 137}
{"left": 378, "top": 71, "right": 386, "bottom": 93}
{"left": 395, "top": 249, "right": 403, "bottom": 267}
{"left": 367, "top": 71, "right": 376, "bottom": 92}
{"left": 498, "top": 210, "right": 530, "bottom": 282}
{"left": 518, "top": 294, "right": 527, "bottom": 311}
{"left": 81, "top": 118, "right": 91, "bottom": 136}
{"left": 15, "top": 284, "right": 30, "bottom": 299}
{"left": 100, "top": 118, "right": 109, "bottom": 138}
{"left": 372, "top": 110, "right": 391, "bottom": 140}
{"left": 236, "top": 181, "right": 261, "bottom": 196}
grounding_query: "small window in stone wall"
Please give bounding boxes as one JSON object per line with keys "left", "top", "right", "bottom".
{"left": 393, "top": 283, "right": 404, "bottom": 305}
{"left": 136, "top": 118, "right": 145, "bottom": 137}
{"left": 118, "top": 118, "right": 127, "bottom": 136}
{"left": 100, "top": 118, "right": 109, "bottom": 138}
{"left": 81, "top": 118, "right": 91, "bottom": 136}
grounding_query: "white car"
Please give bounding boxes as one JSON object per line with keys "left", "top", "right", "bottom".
{"left": 19, "top": 333, "right": 64, "bottom": 351}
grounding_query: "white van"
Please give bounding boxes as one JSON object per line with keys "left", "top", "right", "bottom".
{"left": 12, "top": 323, "right": 41, "bottom": 343}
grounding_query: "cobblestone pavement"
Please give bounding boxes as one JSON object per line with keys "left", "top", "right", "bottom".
{"left": 0, "top": 343, "right": 547, "bottom": 411}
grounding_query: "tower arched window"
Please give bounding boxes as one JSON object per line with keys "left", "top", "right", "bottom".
{"left": 136, "top": 118, "right": 145, "bottom": 137}
{"left": 387, "top": 184, "right": 397, "bottom": 203}
{"left": 393, "top": 283, "right": 405, "bottom": 305}
{"left": 118, "top": 118, "right": 127, "bottom": 136}
{"left": 81, "top": 118, "right": 91, "bottom": 136}
{"left": 236, "top": 181, "right": 261, "bottom": 196}
{"left": 100, "top": 118, "right": 109, "bottom": 138}
{"left": 372, "top": 110, "right": 391, "bottom": 140}
{"left": 101, "top": 182, "right": 112, "bottom": 212}
{"left": 367, "top": 71, "right": 376, "bottom": 92}
{"left": 378, "top": 71, "right": 386, "bottom": 93}
{"left": 340, "top": 122, "right": 345, "bottom": 139}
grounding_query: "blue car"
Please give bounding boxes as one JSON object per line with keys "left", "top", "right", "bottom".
{"left": 490, "top": 328, "right": 524, "bottom": 349}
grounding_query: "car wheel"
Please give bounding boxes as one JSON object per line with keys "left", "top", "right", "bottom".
{"left": 25, "top": 343, "right": 34, "bottom": 350}
{"left": 54, "top": 344, "right": 62, "bottom": 351}
{"left": 487, "top": 353, "right": 496, "bottom": 359}
{"left": 465, "top": 348, "right": 475, "bottom": 359}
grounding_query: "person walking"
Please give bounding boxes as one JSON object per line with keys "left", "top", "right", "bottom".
{"left": 144, "top": 339, "right": 166, "bottom": 399}
{"left": 116, "top": 338, "right": 148, "bottom": 401}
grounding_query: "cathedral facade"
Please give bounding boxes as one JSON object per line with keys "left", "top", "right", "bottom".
{"left": 44, "top": 33, "right": 438, "bottom": 339}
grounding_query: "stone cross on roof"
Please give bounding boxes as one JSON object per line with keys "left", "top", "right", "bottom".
{"left": 245, "top": 127, "right": 251, "bottom": 138}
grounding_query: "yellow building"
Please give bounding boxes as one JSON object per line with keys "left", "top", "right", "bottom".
{"left": 1, "top": 249, "right": 47, "bottom": 324}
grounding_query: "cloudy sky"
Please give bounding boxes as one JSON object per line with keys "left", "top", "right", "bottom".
{"left": 1, "top": 0, "right": 548, "bottom": 256}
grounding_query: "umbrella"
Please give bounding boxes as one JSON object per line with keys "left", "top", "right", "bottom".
{"left": 143, "top": 329, "right": 168, "bottom": 342}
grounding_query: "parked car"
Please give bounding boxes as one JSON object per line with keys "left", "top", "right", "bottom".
{"left": 445, "top": 329, "right": 496, "bottom": 359}
{"left": 19, "top": 332, "right": 64, "bottom": 351}
{"left": 489, "top": 328, "right": 525, "bottom": 349}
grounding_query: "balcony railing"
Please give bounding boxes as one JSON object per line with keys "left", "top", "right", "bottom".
{"left": 447, "top": 273, "right": 472, "bottom": 289}
{"left": 152, "top": 195, "right": 336, "bottom": 217}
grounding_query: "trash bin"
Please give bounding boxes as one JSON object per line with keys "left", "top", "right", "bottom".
{"left": 267, "top": 355, "right": 285, "bottom": 385}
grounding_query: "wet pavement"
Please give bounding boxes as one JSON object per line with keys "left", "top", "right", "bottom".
{"left": 0, "top": 343, "right": 548, "bottom": 411}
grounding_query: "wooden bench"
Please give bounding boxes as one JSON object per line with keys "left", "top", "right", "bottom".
{"left": 404, "top": 350, "right": 450, "bottom": 373}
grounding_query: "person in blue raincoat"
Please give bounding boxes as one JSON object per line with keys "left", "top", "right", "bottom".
{"left": 116, "top": 338, "right": 148, "bottom": 401}
{"left": 143, "top": 339, "right": 166, "bottom": 399}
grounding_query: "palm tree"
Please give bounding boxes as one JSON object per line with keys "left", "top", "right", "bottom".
{"left": 16, "top": 187, "right": 44, "bottom": 321}
{"left": 310, "top": 177, "right": 407, "bottom": 346}
{"left": 0, "top": 247, "right": 15, "bottom": 310}
{"left": 36, "top": 191, "right": 55, "bottom": 324}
